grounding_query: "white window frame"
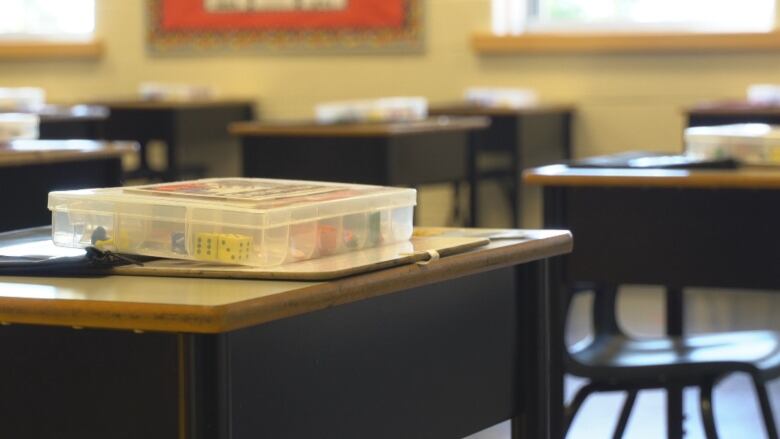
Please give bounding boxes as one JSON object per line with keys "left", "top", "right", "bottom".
{"left": 0, "top": 0, "right": 96, "bottom": 42}
{"left": 492, "top": 0, "right": 778, "bottom": 35}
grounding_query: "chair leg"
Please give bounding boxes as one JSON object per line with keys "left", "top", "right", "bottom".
{"left": 565, "top": 382, "right": 598, "bottom": 435}
{"left": 751, "top": 374, "right": 779, "bottom": 439}
{"left": 699, "top": 379, "right": 719, "bottom": 439}
{"left": 612, "top": 390, "right": 638, "bottom": 439}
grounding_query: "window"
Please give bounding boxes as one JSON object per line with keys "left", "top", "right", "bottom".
{"left": 492, "top": 0, "right": 776, "bottom": 35}
{"left": 0, "top": 0, "right": 95, "bottom": 41}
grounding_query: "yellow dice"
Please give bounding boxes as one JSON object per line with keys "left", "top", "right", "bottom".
{"left": 194, "top": 233, "right": 220, "bottom": 261}
{"left": 216, "top": 234, "right": 252, "bottom": 264}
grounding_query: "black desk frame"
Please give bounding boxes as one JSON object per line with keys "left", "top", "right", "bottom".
{"left": 39, "top": 118, "right": 106, "bottom": 140}
{"left": 0, "top": 261, "right": 561, "bottom": 439}
{"left": 0, "top": 158, "right": 122, "bottom": 232}
{"left": 542, "top": 184, "right": 780, "bottom": 439}
{"left": 688, "top": 112, "right": 780, "bottom": 128}
{"left": 106, "top": 104, "right": 254, "bottom": 181}
{"left": 465, "top": 112, "right": 572, "bottom": 228}
{"left": 241, "top": 131, "right": 473, "bottom": 225}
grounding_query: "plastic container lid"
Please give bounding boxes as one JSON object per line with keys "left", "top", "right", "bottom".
{"left": 138, "top": 82, "right": 216, "bottom": 101}
{"left": 0, "top": 87, "right": 46, "bottom": 111}
{"left": 684, "top": 123, "right": 780, "bottom": 148}
{"left": 747, "top": 84, "right": 780, "bottom": 105}
{"left": 464, "top": 87, "right": 538, "bottom": 109}
{"left": 49, "top": 178, "right": 417, "bottom": 267}
{"left": 315, "top": 96, "right": 428, "bottom": 124}
{"left": 0, "top": 113, "right": 40, "bottom": 142}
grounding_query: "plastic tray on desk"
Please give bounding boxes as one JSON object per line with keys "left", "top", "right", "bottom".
{"left": 48, "top": 178, "right": 416, "bottom": 268}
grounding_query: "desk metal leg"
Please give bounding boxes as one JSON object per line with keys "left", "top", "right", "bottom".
{"left": 467, "top": 131, "right": 479, "bottom": 227}
{"left": 512, "top": 259, "right": 554, "bottom": 439}
{"left": 666, "top": 286, "right": 685, "bottom": 439}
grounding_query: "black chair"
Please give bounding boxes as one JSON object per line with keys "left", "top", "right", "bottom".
{"left": 564, "top": 284, "right": 780, "bottom": 438}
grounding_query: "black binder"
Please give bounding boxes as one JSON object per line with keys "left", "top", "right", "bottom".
{"left": 569, "top": 151, "right": 739, "bottom": 170}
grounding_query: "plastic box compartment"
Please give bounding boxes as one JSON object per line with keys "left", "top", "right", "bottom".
{"left": 685, "top": 123, "right": 780, "bottom": 166}
{"left": 49, "top": 178, "right": 416, "bottom": 267}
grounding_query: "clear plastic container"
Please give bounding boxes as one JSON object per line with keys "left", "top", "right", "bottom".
{"left": 464, "top": 87, "right": 538, "bottom": 109}
{"left": 747, "top": 84, "right": 780, "bottom": 105}
{"left": 0, "top": 87, "right": 45, "bottom": 111}
{"left": 0, "top": 113, "right": 39, "bottom": 142}
{"left": 48, "top": 178, "right": 417, "bottom": 267}
{"left": 684, "top": 123, "right": 780, "bottom": 165}
{"left": 315, "top": 97, "right": 428, "bottom": 124}
{"left": 138, "top": 82, "right": 216, "bottom": 101}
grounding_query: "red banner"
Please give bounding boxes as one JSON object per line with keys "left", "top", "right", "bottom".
{"left": 161, "top": 0, "right": 406, "bottom": 30}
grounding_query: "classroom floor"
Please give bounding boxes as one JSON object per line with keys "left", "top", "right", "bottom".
{"left": 466, "top": 286, "right": 780, "bottom": 439}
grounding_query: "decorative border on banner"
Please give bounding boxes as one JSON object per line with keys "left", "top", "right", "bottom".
{"left": 147, "top": 0, "right": 424, "bottom": 55}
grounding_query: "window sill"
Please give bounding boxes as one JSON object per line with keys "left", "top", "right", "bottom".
{"left": 472, "top": 31, "right": 780, "bottom": 54}
{"left": 0, "top": 40, "right": 103, "bottom": 60}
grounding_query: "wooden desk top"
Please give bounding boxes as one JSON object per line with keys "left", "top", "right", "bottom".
{"left": 0, "top": 140, "right": 138, "bottom": 168}
{"left": 94, "top": 98, "right": 255, "bottom": 111}
{"left": 524, "top": 164, "right": 780, "bottom": 189}
{"left": 229, "top": 116, "right": 490, "bottom": 138}
{"left": 429, "top": 102, "right": 574, "bottom": 117}
{"left": 686, "top": 100, "right": 780, "bottom": 116}
{"left": 0, "top": 228, "right": 571, "bottom": 334}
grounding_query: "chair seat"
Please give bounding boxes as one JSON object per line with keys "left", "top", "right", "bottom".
{"left": 570, "top": 330, "right": 780, "bottom": 384}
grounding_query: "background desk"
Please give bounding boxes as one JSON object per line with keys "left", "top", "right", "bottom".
{"left": 0, "top": 140, "right": 136, "bottom": 232}
{"left": 687, "top": 101, "right": 780, "bottom": 127}
{"left": 99, "top": 99, "right": 255, "bottom": 181}
{"left": 524, "top": 165, "right": 780, "bottom": 439}
{"left": 1, "top": 104, "right": 109, "bottom": 140}
{"left": 429, "top": 104, "right": 573, "bottom": 227}
{"left": 230, "top": 117, "right": 489, "bottom": 226}
{"left": 0, "top": 228, "right": 571, "bottom": 439}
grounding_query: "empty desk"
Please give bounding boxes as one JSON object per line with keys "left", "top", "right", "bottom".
{"left": 430, "top": 104, "right": 573, "bottom": 227}
{"left": 687, "top": 101, "right": 780, "bottom": 127}
{"left": 99, "top": 99, "right": 255, "bottom": 181}
{"left": 0, "top": 227, "right": 571, "bottom": 439}
{"left": 525, "top": 164, "right": 780, "bottom": 439}
{"left": 230, "top": 117, "right": 490, "bottom": 226}
{"left": 0, "top": 139, "right": 136, "bottom": 231}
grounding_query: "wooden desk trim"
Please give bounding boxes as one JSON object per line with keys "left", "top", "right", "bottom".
{"left": 229, "top": 117, "right": 490, "bottom": 138}
{"left": 0, "top": 231, "right": 572, "bottom": 334}
{"left": 0, "top": 141, "right": 137, "bottom": 168}
{"left": 0, "top": 41, "right": 103, "bottom": 60}
{"left": 429, "top": 103, "right": 575, "bottom": 116}
{"left": 472, "top": 31, "right": 780, "bottom": 54}
{"left": 524, "top": 165, "right": 780, "bottom": 189}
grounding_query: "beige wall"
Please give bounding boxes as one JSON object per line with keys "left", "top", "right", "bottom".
{"left": 3, "top": 0, "right": 780, "bottom": 226}
{"left": 4, "top": 0, "right": 780, "bottom": 157}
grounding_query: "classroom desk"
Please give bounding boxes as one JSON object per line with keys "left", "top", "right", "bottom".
{"left": 99, "top": 99, "right": 255, "bottom": 181}
{"left": 1, "top": 104, "right": 109, "bottom": 140}
{"left": 686, "top": 100, "right": 780, "bottom": 127}
{"left": 230, "top": 117, "right": 490, "bottom": 226}
{"left": 524, "top": 164, "right": 780, "bottom": 439}
{"left": 0, "top": 139, "right": 136, "bottom": 232}
{"left": 0, "top": 227, "right": 571, "bottom": 439}
{"left": 429, "top": 104, "right": 574, "bottom": 227}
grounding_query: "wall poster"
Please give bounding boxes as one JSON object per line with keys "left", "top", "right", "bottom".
{"left": 148, "top": 0, "right": 424, "bottom": 54}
